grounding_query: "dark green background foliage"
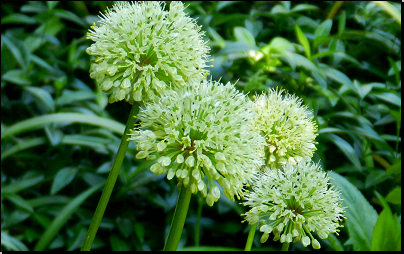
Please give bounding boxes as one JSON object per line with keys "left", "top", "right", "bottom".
{"left": 1, "top": 1, "right": 401, "bottom": 251}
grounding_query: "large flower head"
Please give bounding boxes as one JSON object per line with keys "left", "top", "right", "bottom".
{"left": 252, "top": 88, "right": 318, "bottom": 169}
{"left": 86, "top": 1, "right": 211, "bottom": 104}
{"left": 129, "top": 79, "right": 265, "bottom": 206}
{"left": 242, "top": 161, "right": 345, "bottom": 249}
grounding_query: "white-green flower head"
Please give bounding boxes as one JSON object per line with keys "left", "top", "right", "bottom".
{"left": 252, "top": 88, "right": 318, "bottom": 169}
{"left": 129, "top": 79, "right": 265, "bottom": 206}
{"left": 86, "top": 1, "right": 211, "bottom": 104}
{"left": 242, "top": 161, "right": 346, "bottom": 249}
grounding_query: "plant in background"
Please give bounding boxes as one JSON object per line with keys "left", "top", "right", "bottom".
{"left": 130, "top": 78, "right": 266, "bottom": 250}
{"left": 242, "top": 161, "right": 346, "bottom": 250}
{"left": 86, "top": 1, "right": 211, "bottom": 104}
{"left": 81, "top": 1, "right": 211, "bottom": 251}
{"left": 251, "top": 88, "right": 318, "bottom": 170}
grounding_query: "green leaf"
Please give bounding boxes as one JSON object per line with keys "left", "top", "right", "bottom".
{"left": 294, "top": 25, "right": 311, "bottom": 59}
{"left": 20, "top": 1, "right": 48, "bottom": 13}
{"left": 311, "top": 50, "right": 340, "bottom": 60}
{"left": 1, "top": 13, "right": 38, "bottom": 24}
{"left": 324, "top": 134, "right": 361, "bottom": 170}
{"left": 234, "top": 27, "right": 255, "bottom": 45}
{"left": 371, "top": 192, "right": 401, "bottom": 250}
{"left": 353, "top": 80, "right": 373, "bottom": 99}
{"left": 338, "top": 11, "right": 346, "bottom": 38}
{"left": 216, "top": 42, "right": 259, "bottom": 56}
{"left": 292, "top": 53, "right": 318, "bottom": 73}
{"left": 117, "top": 218, "right": 133, "bottom": 239}
{"left": 30, "top": 54, "right": 58, "bottom": 73}
{"left": 387, "top": 60, "right": 401, "bottom": 76}
{"left": 110, "top": 234, "right": 131, "bottom": 251}
{"left": 207, "top": 27, "right": 226, "bottom": 48}
{"left": 314, "top": 19, "right": 332, "bottom": 39}
{"left": 34, "top": 181, "right": 105, "bottom": 250}
{"left": 1, "top": 69, "right": 32, "bottom": 86}
{"left": 134, "top": 222, "right": 145, "bottom": 243}
{"left": 216, "top": 1, "right": 237, "bottom": 12}
{"left": 55, "top": 90, "right": 96, "bottom": 106}
{"left": 27, "top": 195, "right": 71, "bottom": 208}
{"left": 47, "top": 1, "right": 60, "bottom": 10}
{"left": 370, "top": 92, "right": 401, "bottom": 107}
{"left": 51, "top": 167, "right": 78, "bottom": 195}
{"left": 44, "top": 126, "right": 63, "bottom": 146}
{"left": 53, "top": 9, "right": 87, "bottom": 28}
{"left": 62, "top": 134, "right": 110, "bottom": 153}
{"left": 385, "top": 187, "right": 401, "bottom": 205}
{"left": 23, "top": 86, "right": 55, "bottom": 113}
{"left": 1, "top": 35, "right": 28, "bottom": 70}
{"left": 271, "top": 4, "right": 289, "bottom": 14}
{"left": 386, "top": 161, "right": 401, "bottom": 176}
{"left": 290, "top": 4, "right": 319, "bottom": 12}
{"left": 1, "top": 113, "right": 125, "bottom": 140}
{"left": 365, "top": 170, "right": 389, "bottom": 188}
{"left": 67, "top": 227, "right": 87, "bottom": 251}
{"left": 1, "top": 231, "right": 29, "bottom": 251}
{"left": 327, "top": 233, "right": 344, "bottom": 251}
{"left": 1, "top": 210, "right": 31, "bottom": 228}
{"left": 4, "top": 193, "right": 34, "bottom": 212}
{"left": 373, "top": 1, "right": 401, "bottom": 25}
{"left": 1, "top": 137, "right": 46, "bottom": 161}
{"left": 328, "top": 172, "right": 378, "bottom": 251}
{"left": 2, "top": 175, "right": 44, "bottom": 194}
{"left": 314, "top": 20, "right": 332, "bottom": 46}
{"left": 322, "top": 67, "right": 355, "bottom": 91}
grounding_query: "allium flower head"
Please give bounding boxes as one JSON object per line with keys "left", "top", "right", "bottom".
{"left": 242, "top": 161, "right": 345, "bottom": 249}
{"left": 129, "top": 79, "right": 265, "bottom": 206}
{"left": 252, "top": 88, "right": 318, "bottom": 169}
{"left": 86, "top": 1, "right": 211, "bottom": 104}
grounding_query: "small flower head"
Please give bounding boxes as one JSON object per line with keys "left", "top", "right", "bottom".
{"left": 129, "top": 79, "right": 265, "bottom": 206}
{"left": 252, "top": 88, "right": 318, "bottom": 169}
{"left": 86, "top": 1, "right": 211, "bottom": 104}
{"left": 242, "top": 161, "right": 345, "bottom": 249}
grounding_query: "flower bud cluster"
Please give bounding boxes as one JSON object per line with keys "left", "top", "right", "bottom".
{"left": 129, "top": 79, "right": 265, "bottom": 206}
{"left": 242, "top": 161, "right": 346, "bottom": 249}
{"left": 86, "top": 1, "right": 210, "bottom": 104}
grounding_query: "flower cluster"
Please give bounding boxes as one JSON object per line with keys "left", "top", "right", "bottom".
{"left": 242, "top": 161, "right": 345, "bottom": 249}
{"left": 252, "top": 89, "right": 318, "bottom": 169}
{"left": 129, "top": 79, "right": 265, "bottom": 206}
{"left": 86, "top": 1, "right": 211, "bottom": 104}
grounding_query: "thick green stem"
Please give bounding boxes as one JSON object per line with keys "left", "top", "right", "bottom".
{"left": 163, "top": 183, "right": 192, "bottom": 251}
{"left": 194, "top": 194, "right": 203, "bottom": 246}
{"left": 281, "top": 242, "right": 290, "bottom": 251}
{"left": 244, "top": 223, "right": 257, "bottom": 251}
{"left": 81, "top": 103, "right": 140, "bottom": 251}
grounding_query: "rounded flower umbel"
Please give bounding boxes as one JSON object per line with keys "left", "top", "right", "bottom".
{"left": 242, "top": 161, "right": 345, "bottom": 249}
{"left": 129, "top": 79, "right": 265, "bottom": 206}
{"left": 86, "top": 1, "right": 211, "bottom": 104}
{"left": 252, "top": 88, "right": 318, "bottom": 169}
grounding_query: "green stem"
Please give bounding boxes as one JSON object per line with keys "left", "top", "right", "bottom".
{"left": 281, "top": 242, "right": 290, "bottom": 251}
{"left": 244, "top": 223, "right": 257, "bottom": 251}
{"left": 163, "top": 182, "right": 193, "bottom": 251}
{"left": 81, "top": 103, "right": 140, "bottom": 251}
{"left": 194, "top": 194, "right": 203, "bottom": 246}
{"left": 326, "top": 1, "right": 343, "bottom": 20}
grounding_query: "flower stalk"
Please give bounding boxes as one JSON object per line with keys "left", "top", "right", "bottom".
{"left": 281, "top": 242, "right": 290, "bottom": 251}
{"left": 163, "top": 183, "right": 193, "bottom": 251}
{"left": 244, "top": 223, "right": 257, "bottom": 251}
{"left": 81, "top": 103, "right": 140, "bottom": 251}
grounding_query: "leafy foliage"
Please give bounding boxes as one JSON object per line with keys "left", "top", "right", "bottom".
{"left": 1, "top": 1, "right": 401, "bottom": 251}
